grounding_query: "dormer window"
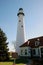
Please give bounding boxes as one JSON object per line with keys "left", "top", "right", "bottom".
{"left": 35, "top": 39, "right": 40, "bottom": 46}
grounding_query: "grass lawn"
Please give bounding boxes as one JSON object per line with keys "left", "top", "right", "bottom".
{"left": 0, "top": 62, "right": 25, "bottom": 65}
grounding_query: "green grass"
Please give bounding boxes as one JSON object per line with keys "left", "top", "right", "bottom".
{"left": 0, "top": 62, "right": 25, "bottom": 65}
{"left": 0, "top": 62, "right": 13, "bottom": 65}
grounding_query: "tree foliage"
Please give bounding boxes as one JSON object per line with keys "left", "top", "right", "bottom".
{"left": 0, "top": 28, "right": 9, "bottom": 61}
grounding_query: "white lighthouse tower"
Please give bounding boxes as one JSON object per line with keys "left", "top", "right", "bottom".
{"left": 16, "top": 8, "right": 25, "bottom": 55}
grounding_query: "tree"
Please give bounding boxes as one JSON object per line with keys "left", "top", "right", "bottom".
{"left": 0, "top": 28, "right": 9, "bottom": 61}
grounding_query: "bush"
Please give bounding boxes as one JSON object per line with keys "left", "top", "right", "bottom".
{"left": 15, "top": 58, "right": 28, "bottom": 63}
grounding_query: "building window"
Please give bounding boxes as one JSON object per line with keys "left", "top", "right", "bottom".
{"left": 25, "top": 49, "right": 27, "bottom": 55}
{"left": 41, "top": 48, "right": 43, "bottom": 53}
{"left": 28, "top": 49, "right": 31, "bottom": 53}
{"left": 38, "top": 49, "right": 40, "bottom": 55}
{"left": 21, "top": 50, "right": 23, "bottom": 55}
{"left": 32, "top": 49, "right": 36, "bottom": 55}
{"left": 41, "top": 48, "right": 43, "bottom": 57}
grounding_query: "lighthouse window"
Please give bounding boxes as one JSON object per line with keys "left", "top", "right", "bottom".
{"left": 21, "top": 25, "right": 23, "bottom": 28}
{"left": 19, "top": 20, "right": 21, "bottom": 22}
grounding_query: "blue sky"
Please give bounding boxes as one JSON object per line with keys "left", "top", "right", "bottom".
{"left": 0, "top": 0, "right": 43, "bottom": 51}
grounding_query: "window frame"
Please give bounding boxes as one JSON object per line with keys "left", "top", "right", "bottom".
{"left": 25, "top": 49, "right": 27, "bottom": 55}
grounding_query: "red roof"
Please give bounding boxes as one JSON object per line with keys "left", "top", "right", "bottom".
{"left": 20, "top": 36, "right": 43, "bottom": 48}
{"left": 20, "top": 41, "right": 30, "bottom": 47}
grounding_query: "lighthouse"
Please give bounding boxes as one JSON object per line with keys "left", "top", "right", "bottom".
{"left": 16, "top": 8, "right": 25, "bottom": 55}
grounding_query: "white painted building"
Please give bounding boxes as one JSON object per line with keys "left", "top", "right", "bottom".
{"left": 16, "top": 8, "right": 25, "bottom": 55}
{"left": 20, "top": 36, "right": 43, "bottom": 58}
